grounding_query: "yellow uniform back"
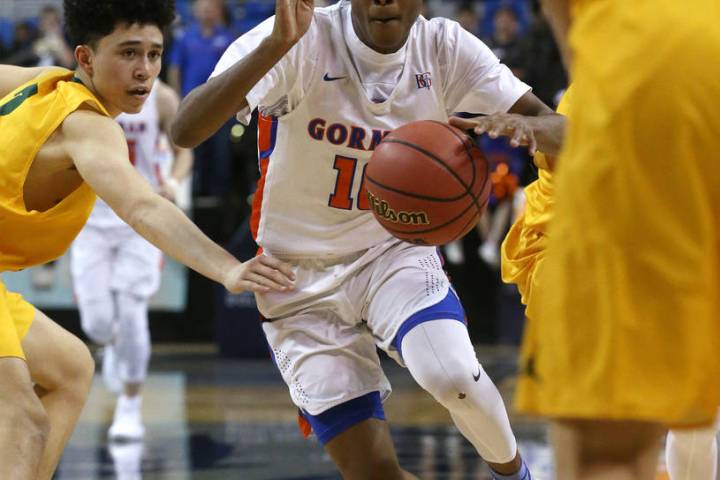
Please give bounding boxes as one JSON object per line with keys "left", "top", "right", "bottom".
{"left": 0, "top": 69, "right": 108, "bottom": 359}
{"left": 514, "top": 0, "right": 720, "bottom": 427}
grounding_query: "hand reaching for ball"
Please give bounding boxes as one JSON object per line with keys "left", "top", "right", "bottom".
{"left": 449, "top": 114, "right": 538, "bottom": 155}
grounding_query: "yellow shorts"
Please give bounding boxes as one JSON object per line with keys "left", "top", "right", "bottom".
{"left": 0, "top": 279, "right": 36, "bottom": 360}
{"left": 501, "top": 177, "right": 552, "bottom": 308}
{"left": 515, "top": 0, "right": 720, "bottom": 427}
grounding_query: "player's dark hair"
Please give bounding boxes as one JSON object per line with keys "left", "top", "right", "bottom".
{"left": 64, "top": 0, "right": 175, "bottom": 47}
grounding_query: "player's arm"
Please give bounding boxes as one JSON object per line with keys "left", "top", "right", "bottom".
{"left": 507, "top": 91, "right": 565, "bottom": 157}
{"left": 171, "top": 0, "right": 314, "bottom": 148}
{"left": 541, "top": 0, "right": 572, "bottom": 71}
{"left": 63, "top": 109, "right": 295, "bottom": 293}
{"left": 167, "top": 65, "right": 182, "bottom": 95}
{"left": 0, "top": 65, "right": 64, "bottom": 98}
{"left": 450, "top": 91, "right": 566, "bottom": 158}
{"left": 156, "top": 80, "right": 193, "bottom": 200}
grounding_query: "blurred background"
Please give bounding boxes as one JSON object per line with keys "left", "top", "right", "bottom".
{"left": 0, "top": 0, "right": 567, "bottom": 355}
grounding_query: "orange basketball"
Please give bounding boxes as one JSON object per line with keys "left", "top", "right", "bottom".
{"left": 365, "top": 120, "right": 491, "bottom": 246}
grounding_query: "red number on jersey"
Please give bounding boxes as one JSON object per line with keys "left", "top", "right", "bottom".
{"left": 328, "top": 155, "right": 370, "bottom": 211}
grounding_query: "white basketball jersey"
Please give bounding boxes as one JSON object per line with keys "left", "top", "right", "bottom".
{"left": 212, "top": 1, "right": 530, "bottom": 257}
{"left": 87, "top": 85, "right": 164, "bottom": 228}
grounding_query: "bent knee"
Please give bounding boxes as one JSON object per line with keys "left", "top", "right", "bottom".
{"left": 41, "top": 336, "right": 95, "bottom": 395}
{"left": 414, "top": 361, "right": 487, "bottom": 406}
{"left": 64, "top": 338, "right": 95, "bottom": 390}
{"left": 79, "top": 299, "right": 115, "bottom": 344}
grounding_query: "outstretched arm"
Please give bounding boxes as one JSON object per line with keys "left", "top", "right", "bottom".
{"left": 64, "top": 109, "right": 295, "bottom": 293}
{"left": 171, "top": 0, "right": 314, "bottom": 148}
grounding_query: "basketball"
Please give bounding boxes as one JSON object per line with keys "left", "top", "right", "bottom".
{"left": 365, "top": 120, "right": 491, "bottom": 246}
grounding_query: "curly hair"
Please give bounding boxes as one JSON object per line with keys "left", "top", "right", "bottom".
{"left": 64, "top": 0, "right": 176, "bottom": 47}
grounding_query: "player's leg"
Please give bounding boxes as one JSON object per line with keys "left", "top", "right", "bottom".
{"left": 109, "top": 291, "right": 150, "bottom": 440}
{"left": 70, "top": 226, "right": 116, "bottom": 346}
{"left": 108, "top": 235, "right": 161, "bottom": 440}
{"left": 22, "top": 309, "right": 95, "bottom": 480}
{"left": 550, "top": 419, "right": 663, "bottom": 480}
{"left": 365, "top": 242, "right": 529, "bottom": 479}
{"left": 303, "top": 393, "right": 416, "bottom": 480}
{"left": 0, "top": 356, "right": 50, "bottom": 479}
{"left": 261, "top": 295, "right": 414, "bottom": 479}
{"left": 665, "top": 423, "right": 718, "bottom": 480}
{"left": 399, "top": 316, "right": 528, "bottom": 478}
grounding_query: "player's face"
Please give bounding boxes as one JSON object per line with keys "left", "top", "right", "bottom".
{"left": 81, "top": 23, "right": 163, "bottom": 116}
{"left": 350, "top": 0, "right": 422, "bottom": 54}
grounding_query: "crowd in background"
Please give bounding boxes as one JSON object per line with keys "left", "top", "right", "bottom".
{"left": 0, "top": 0, "right": 567, "bottom": 346}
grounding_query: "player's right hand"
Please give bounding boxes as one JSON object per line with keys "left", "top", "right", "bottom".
{"left": 270, "top": 0, "right": 314, "bottom": 49}
{"left": 222, "top": 255, "right": 296, "bottom": 294}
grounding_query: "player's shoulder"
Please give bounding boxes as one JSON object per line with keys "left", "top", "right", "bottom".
{"left": 63, "top": 108, "right": 124, "bottom": 143}
{"left": 409, "top": 15, "right": 474, "bottom": 54}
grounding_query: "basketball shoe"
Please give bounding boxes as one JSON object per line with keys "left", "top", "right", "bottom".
{"left": 109, "top": 394, "right": 145, "bottom": 441}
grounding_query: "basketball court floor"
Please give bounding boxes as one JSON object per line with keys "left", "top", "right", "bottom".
{"left": 54, "top": 344, "right": 675, "bottom": 480}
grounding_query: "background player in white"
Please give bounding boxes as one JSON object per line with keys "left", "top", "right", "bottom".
{"left": 172, "top": 0, "right": 563, "bottom": 478}
{"left": 71, "top": 79, "right": 193, "bottom": 441}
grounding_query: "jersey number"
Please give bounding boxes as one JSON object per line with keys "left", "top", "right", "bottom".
{"left": 328, "top": 155, "right": 369, "bottom": 211}
{"left": 0, "top": 84, "right": 39, "bottom": 116}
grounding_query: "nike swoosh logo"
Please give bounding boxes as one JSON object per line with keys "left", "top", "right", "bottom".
{"left": 472, "top": 365, "right": 482, "bottom": 382}
{"left": 323, "top": 73, "right": 348, "bottom": 81}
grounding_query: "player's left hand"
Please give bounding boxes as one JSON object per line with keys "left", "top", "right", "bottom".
{"left": 449, "top": 114, "right": 538, "bottom": 155}
{"left": 222, "top": 255, "right": 296, "bottom": 294}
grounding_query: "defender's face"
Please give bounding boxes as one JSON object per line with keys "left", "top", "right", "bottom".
{"left": 85, "top": 23, "right": 163, "bottom": 116}
{"left": 350, "top": 0, "right": 422, "bottom": 54}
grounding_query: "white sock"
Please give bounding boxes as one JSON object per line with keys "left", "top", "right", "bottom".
{"left": 666, "top": 426, "right": 718, "bottom": 480}
{"left": 402, "top": 320, "right": 518, "bottom": 463}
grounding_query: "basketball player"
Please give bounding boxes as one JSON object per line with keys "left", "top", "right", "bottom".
{"left": 495, "top": 0, "right": 720, "bottom": 478}
{"left": 70, "top": 79, "right": 192, "bottom": 441}
{"left": 0, "top": 1, "right": 294, "bottom": 478}
{"left": 172, "top": 0, "right": 563, "bottom": 478}
{"left": 475, "top": 82, "right": 720, "bottom": 480}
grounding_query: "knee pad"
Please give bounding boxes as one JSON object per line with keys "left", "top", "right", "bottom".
{"left": 411, "top": 354, "right": 496, "bottom": 410}
{"left": 402, "top": 319, "right": 491, "bottom": 407}
{"left": 300, "top": 391, "right": 385, "bottom": 445}
{"left": 79, "top": 297, "right": 115, "bottom": 344}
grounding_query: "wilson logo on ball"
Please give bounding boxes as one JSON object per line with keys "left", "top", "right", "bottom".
{"left": 367, "top": 192, "right": 430, "bottom": 226}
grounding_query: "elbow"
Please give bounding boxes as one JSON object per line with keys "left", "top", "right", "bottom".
{"left": 171, "top": 119, "right": 200, "bottom": 149}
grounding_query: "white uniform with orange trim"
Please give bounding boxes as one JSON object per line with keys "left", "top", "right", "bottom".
{"left": 212, "top": 1, "right": 530, "bottom": 415}
{"left": 71, "top": 85, "right": 166, "bottom": 300}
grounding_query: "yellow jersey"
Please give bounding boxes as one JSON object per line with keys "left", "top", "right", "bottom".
{"left": 500, "top": 88, "right": 572, "bottom": 306}
{"left": 515, "top": 0, "right": 720, "bottom": 426}
{"left": 0, "top": 69, "right": 109, "bottom": 272}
